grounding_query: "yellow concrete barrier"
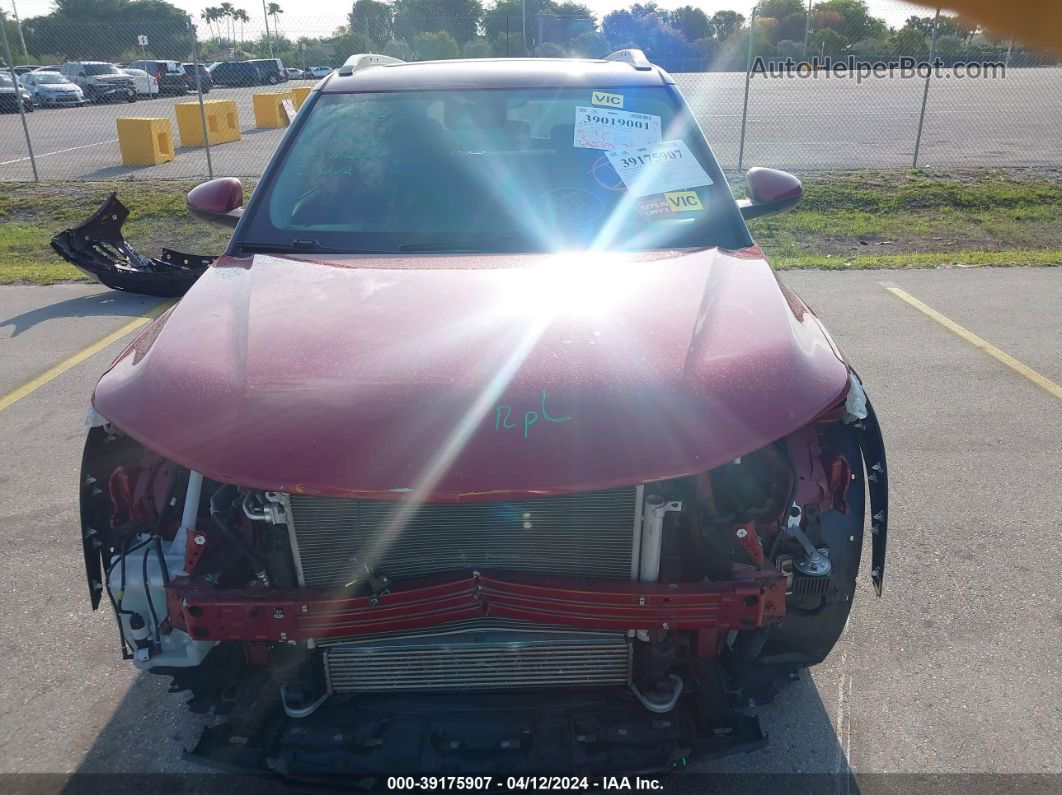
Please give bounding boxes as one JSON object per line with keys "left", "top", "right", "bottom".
{"left": 174, "top": 99, "right": 241, "bottom": 147}
{"left": 116, "top": 117, "right": 174, "bottom": 166}
{"left": 252, "top": 91, "right": 294, "bottom": 129}
{"left": 291, "top": 85, "right": 313, "bottom": 110}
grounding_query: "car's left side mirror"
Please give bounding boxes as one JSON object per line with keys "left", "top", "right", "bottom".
{"left": 737, "top": 168, "right": 803, "bottom": 221}
{"left": 187, "top": 177, "right": 244, "bottom": 228}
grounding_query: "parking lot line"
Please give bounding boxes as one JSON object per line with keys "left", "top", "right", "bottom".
{"left": 884, "top": 285, "right": 1062, "bottom": 400}
{"left": 0, "top": 138, "right": 119, "bottom": 166}
{"left": 0, "top": 300, "right": 171, "bottom": 414}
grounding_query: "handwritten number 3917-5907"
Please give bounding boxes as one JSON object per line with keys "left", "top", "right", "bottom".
{"left": 495, "top": 390, "right": 571, "bottom": 439}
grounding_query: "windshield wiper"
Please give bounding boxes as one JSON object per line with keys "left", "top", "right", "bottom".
{"left": 398, "top": 234, "right": 532, "bottom": 253}
{"left": 238, "top": 240, "right": 386, "bottom": 255}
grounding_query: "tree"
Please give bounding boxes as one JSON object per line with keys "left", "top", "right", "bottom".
{"left": 891, "top": 26, "right": 927, "bottom": 58}
{"left": 234, "top": 8, "right": 249, "bottom": 47}
{"left": 393, "top": 0, "right": 484, "bottom": 47}
{"left": 219, "top": 2, "right": 235, "bottom": 42}
{"left": 462, "top": 39, "right": 492, "bottom": 57}
{"left": 809, "top": 27, "right": 848, "bottom": 58}
{"left": 383, "top": 37, "right": 414, "bottom": 59}
{"left": 708, "top": 10, "right": 744, "bottom": 42}
{"left": 412, "top": 29, "right": 459, "bottom": 60}
{"left": 268, "top": 2, "right": 283, "bottom": 43}
{"left": 23, "top": 0, "right": 193, "bottom": 61}
{"left": 812, "top": 0, "right": 886, "bottom": 42}
{"left": 568, "top": 29, "right": 609, "bottom": 57}
{"left": 665, "top": 6, "right": 709, "bottom": 42}
{"left": 349, "top": 0, "right": 393, "bottom": 47}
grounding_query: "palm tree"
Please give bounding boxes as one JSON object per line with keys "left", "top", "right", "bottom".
{"left": 268, "top": 3, "right": 284, "bottom": 46}
{"left": 200, "top": 7, "right": 221, "bottom": 40}
{"left": 235, "top": 9, "right": 250, "bottom": 48}
{"left": 219, "top": 2, "right": 236, "bottom": 44}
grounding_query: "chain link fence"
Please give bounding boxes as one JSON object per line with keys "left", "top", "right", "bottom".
{"left": 1, "top": 2, "right": 1059, "bottom": 182}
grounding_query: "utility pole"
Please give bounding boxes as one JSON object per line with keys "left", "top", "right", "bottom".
{"left": 9, "top": 0, "right": 28, "bottom": 59}
{"left": 802, "top": 0, "right": 813, "bottom": 60}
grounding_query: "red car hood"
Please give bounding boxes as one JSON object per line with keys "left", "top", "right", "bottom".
{"left": 94, "top": 248, "right": 849, "bottom": 500}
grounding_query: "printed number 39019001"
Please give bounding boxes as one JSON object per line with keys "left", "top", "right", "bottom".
{"left": 495, "top": 390, "right": 572, "bottom": 439}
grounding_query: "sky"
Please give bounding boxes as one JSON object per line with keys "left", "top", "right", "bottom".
{"left": 9, "top": 0, "right": 930, "bottom": 40}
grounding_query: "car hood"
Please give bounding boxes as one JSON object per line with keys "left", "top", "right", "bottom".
{"left": 93, "top": 247, "right": 849, "bottom": 501}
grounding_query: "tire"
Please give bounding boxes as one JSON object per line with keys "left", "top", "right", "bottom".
{"left": 127, "top": 90, "right": 136, "bottom": 103}
{"left": 267, "top": 73, "right": 278, "bottom": 85}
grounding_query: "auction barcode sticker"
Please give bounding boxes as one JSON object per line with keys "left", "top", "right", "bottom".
{"left": 604, "top": 140, "right": 713, "bottom": 197}
{"left": 573, "top": 107, "right": 662, "bottom": 151}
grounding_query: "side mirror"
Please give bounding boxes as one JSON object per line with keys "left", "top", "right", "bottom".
{"left": 738, "top": 168, "right": 803, "bottom": 221}
{"left": 187, "top": 177, "right": 244, "bottom": 228}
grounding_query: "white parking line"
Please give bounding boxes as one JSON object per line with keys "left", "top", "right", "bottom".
{"left": 0, "top": 138, "right": 119, "bottom": 166}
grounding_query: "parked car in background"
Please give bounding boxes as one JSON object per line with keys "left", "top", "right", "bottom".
{"left": 120, "top": 68, "right": 160, "bottom": 98}
{"left": 128, "top": 60, "right": 189, "bottom": 95}
{"left": 208, "top": 61, "right": 264, "bottom": 87}
{"left": 182, "top": 63, "right": 213, "bottom": 92}
{"left": 247, "top": 57, "right": 287, "bottom": 84}
{"left": 20, "top": 70, "right": 86, "bottom": 107}
{"left": 33, "top": 65, "right": 61, "bottom": 73}
{"left": 285, "top": 67, "right": 305, "bottom": 79}
{"left": 308, "top": 65, "right": 332, "bottom": 78}
{"left": 60, "top": 61, "right": 135, "bottom": 103}
{"left": 12, "top": 65, "right": 41, "bottom": 76}
{"left": 0, "top": 73, "right": 33, "bottom": 113}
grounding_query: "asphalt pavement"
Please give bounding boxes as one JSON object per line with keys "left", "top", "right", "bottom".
{"left": 2, "top": 68, "right": 1061, "bottom": 181}
{"left": 0, "top": 267, "right": 1059, "bottom": 789}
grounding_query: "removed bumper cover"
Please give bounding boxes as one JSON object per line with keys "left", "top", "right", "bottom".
{"left": 51, "top": 193, "right": 214, "bottom": 297}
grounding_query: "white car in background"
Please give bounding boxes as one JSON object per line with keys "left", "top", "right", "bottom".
{"left": 121, "top": 67, "right": 159, "bottom": 98}
{"left": 309, "top": 65, "right": 332, "bottom": 79}
{"left": 20, "top": 71, "right": 86, "bottom": 107}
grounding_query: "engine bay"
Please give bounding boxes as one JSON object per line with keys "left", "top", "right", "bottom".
{"left": 79, "top": 393, "right": 887, "bottom": 776}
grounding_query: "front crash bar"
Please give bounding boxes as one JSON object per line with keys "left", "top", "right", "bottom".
{"left": 166, "top": 569, "right": 786, "bottom": 643}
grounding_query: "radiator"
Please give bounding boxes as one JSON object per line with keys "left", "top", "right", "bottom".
{"left": 286, "top": 487, "right": 640, "bottom": 588}
{"left": 324, "top": 623, "right": 632, "bottom": 693}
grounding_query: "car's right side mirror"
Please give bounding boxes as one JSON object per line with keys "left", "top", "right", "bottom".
{"left": 187, "top": 177, "right": 244, "bottom": 227}
{"left": 737, "top": 168, "right": 803, "bottom": 221}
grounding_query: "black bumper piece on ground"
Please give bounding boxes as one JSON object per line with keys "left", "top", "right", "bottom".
{"left": 184, "top": 688, "right": 766, "bottom": 782}
{"left": 51, "top": 193, "right": 214, "bottom": 298}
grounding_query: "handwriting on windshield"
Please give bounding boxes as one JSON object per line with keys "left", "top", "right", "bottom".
{"left": 495, "top": 390, "right": 571, "bottom": 439}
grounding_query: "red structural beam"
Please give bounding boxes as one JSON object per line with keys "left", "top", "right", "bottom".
{"left": 167, "top": 569, "right": 786, "bottom": 643}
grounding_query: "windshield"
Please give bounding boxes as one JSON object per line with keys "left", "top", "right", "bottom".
{"left": 34, "top": 73, "right": 69, "bottom": 84}
{"left": 243, "top": 87, "right": 749, "bottom": 254}
{"left": 85, "top": 64, "right": 120, "bottom": 76}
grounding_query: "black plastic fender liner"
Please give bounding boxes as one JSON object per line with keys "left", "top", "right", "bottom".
{"left": 50, "top": 192, "right": 215, "bottom": 298}
{"left": 858, "top": 398, "right": 889, "bottom": 596}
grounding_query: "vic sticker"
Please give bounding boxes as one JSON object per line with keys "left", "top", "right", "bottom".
{"left": 591, "top": 91, "right": 623, "bottom": 108}
{"left": 495, "top": 390, "right": 572, "bottom": 439}
{"left": 665, "top": 191, "right": 704, "bottom": 211}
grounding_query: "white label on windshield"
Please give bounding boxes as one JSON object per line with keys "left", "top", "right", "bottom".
{"left": 573, "top": 106, "right": 661, "bottom": 151}
{"left": 604, "top": 140, "right": 713, "bottom": 197}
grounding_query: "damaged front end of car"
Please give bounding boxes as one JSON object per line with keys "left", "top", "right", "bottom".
{"left": 79, "top": 375, "right": 888, "bottom": 778}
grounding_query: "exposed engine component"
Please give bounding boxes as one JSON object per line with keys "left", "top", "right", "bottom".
{"left": 283, "top": 487, "right": 642, "bottom": 587}
{"left": 51, "top": 193, "right": 214, "bottom": 297}
{"left": 79, "top": 401, "right": 887, "bottom": 775}
{"left": 324, "top": 624, "right": 631, "bottom": 694}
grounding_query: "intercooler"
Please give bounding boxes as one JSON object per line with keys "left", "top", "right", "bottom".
{"left": 285, "top": 487, "right": 641, "bottom": 588}
{"left": 324, "top": 622, "right": 632, "bottom": 693}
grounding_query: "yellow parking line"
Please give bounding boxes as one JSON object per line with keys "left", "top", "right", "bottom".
{"left": 885, "top": 286, "right": 1062, "bottom": 401}
{"left": 0, "top": 301, "right": 173, "bottom": 414}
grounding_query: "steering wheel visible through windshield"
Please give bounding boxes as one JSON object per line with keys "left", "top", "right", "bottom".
{"left": 244, "top": 86, "right": 748, "bottom": 254}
